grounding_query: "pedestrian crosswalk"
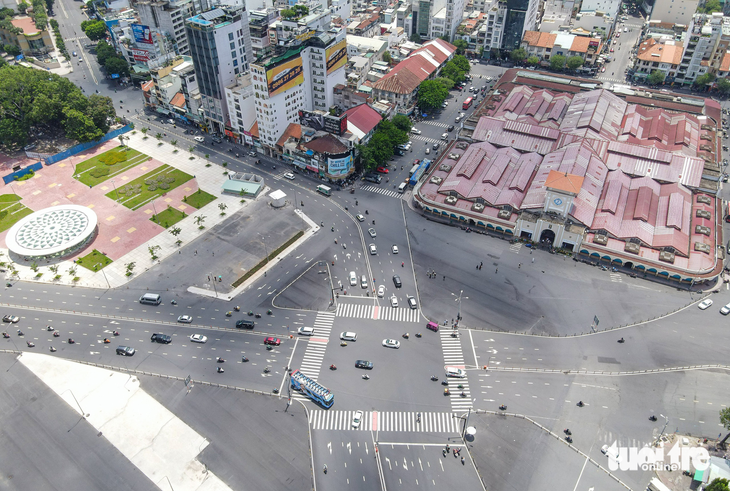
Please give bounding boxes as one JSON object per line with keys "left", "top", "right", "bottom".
{"left": 609, "top": 273, "right": 622, "bottom": 283}
{"left": 295, "top": 312, "right": 335, "bottom": 382}
{"left": 336, "top": 303, "right": 420, "bottom": 323}
{"left": 271, "top": 172, "right": 295, "bottom": 181}
{"left": 411, "top": 134, "right": 441, "bottom": 145}
{"left": 441, "top": 330, "right": 473, "bottom": 412}
{"left": 421, "top": 121, "right": 450, "bottom": 128}
{"left": 509, "top": 242, "right": 522, "bottom": 254}
{"left": 310, "top": 410, "right": 460, "bottom": 433}
{"left": 359, "top": 185, "right": 404, "bottom": 199}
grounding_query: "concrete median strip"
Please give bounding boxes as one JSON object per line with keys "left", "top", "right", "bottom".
{"left": 20, "top": 352, "right": 232, "bottom": 491}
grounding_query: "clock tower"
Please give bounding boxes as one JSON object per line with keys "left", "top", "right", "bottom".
{"left": 543, "top": 170, "right": 584, "bottom": 217}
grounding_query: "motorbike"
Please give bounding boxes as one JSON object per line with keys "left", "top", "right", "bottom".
{"left": 171, "top": 299, "right": 177, "bottom": 305}
{"left": 226, "top": 311, "right": 232, "bottom": 317}
{"left": 47, "top": 325, "right": 54, "bottom": 331}
{"left": 216, "top": 357, "right": 225, "bottom": 363}
{"left": 242, "top": 356, "right": 249, "bottom": 362}
{"left": 17, "top": 330, "right": 24, "bottom": 336}
{"left": 113, "top": 331, "right": 119, "bottom": 336}
{"left": 564, "top": 429, "right": 572, "bottom": 435}
{"left": 441, "top": 380, "right": 449, "bottom": 386}
{"left": 365, "top": 210, "right": 369, "bottom": 215}
{"left": 566, "top": 436, "right": 573, "bottom": 443}
{"left": 267, "top": 310, "right": 272, "bottom": 315}
{"left": 255, "top": 313, "right": 262, "bottom": 318}
{"left": 53, "top": 331, "right": 60, "bottom": 337}
{"left": 234, "top": 306, "right": 240, "bottom": 312}
{"left": 402, "top": 333, "right": 409, "bottom": 339}
{"left": 577, "top": 401, "right": 584, "bottom": 407}
{"left": 340, "top": 341, "right": 347, "bottom": 346}
{"left": 649, "top": 415, "right": 657, "bottom": 422}
{"left": 49, "top": 346, "right": 56, "bottom": 352}
{"left": 329, "top": 364, "right": 337, "bottom": 370}
{"left": 430, "top": 375, "right": 439, "bottom": 381}
{"left": 26, "top": 341, "right": 35, "bottom": 347}
{"left": 2, "top": 332, "right": 8, "bottom": 338}
{"left": 68, "top": 338, "right": 75, "bottom": 344}
{"left": 499, "top": 405, "right": 507, "bottom": 411}
{"left": 217, "top": 367, "right": 224, "bottom": 373}
{"left": 618, "top": 338, "right": 625, "bottom": 343}
{"left": 263, "top": 367, "right": 270, "bottom": 373}
{"left": 460, "top": 391, "right": 467, "bottom": 398}
{"left": 415, "top": 333, "right": 422, "bottom": 338}
{"left": 362, "top": 374, "right": 370, "bottom": 380}
{"left": 266, "top": 345, "right": 273, "bottom": 351}
{"left": 248, "top": 311, "right": 254, "bottom": 316}
{"left": 103, "top": 338, "right": 110, "bottom": 344}
{"left": 350, "top": 189, "right": 354, "bottom": 194}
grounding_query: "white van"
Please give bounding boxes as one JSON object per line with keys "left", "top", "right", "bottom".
{"left": 340, "top": 331, "right": 357, "bottom": 341}
{"left": 139, "top": 293, "right": 161, "bottom": 305}
{"left": 361, "top": 275, "right": 368, "bottom": 288}
{"left": 398, "top": 182, "right": 408, "bottom": 193}
{"left": 349, "top": 271, "right": 357, "bottom": 286}
{"left": 444, "top": 366, "right": 467, "bottom": 378}
{"left": 297, "top": 326, "right": 314, "bottom": 336}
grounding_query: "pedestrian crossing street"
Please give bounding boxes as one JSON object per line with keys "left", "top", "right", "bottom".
{"left": 410, "top": 134, "right": 442, "bottom": 145}
{"left": 294, "top": 312, "right": 335, "bottom": 382}
{"left": 359, "top": 185, "right": 404, "bottom": 199}
{"left": 336, "top": 302, "right": 420, "bottom": 323}
{"left": 509, "top": 242, "right": 522, "bottom": 254}
{"left": 441, "top": 330, "right": 473, "bottom": 412}
{"left": 310, "top": 410, "right": 460, "bottom": 433}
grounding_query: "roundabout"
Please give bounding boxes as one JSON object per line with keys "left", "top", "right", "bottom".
{"left": 5, "top": 204, "right": 98, "bottom": 259}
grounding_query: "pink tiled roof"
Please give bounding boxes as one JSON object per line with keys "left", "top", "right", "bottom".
{"left": 343, "top": 103, "right": 382, "bottom": 135}
{"left": 559, "top": 89, "right": 626, "bottom": 141}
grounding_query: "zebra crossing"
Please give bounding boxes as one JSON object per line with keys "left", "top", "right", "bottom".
{"left": 336, "top": 302, "right": 420, "bottom": 323}
{"left": 310, "top": 410, "right": 460, "bottom": 433}
{"left": 421, "top": 121, "right": 450, "bottom": 128}
{"left": 441, "top": 330, "right": 473, "bottom": 412}
{"left": 411, "top": 134, "right": 442, "bottom": 145}
{"left": 359, "top": 185, "right": 404, "bottom": 199}
{"left": 509, "top": 242, "right": 523, "bottom": 254}
{"left": 609, "top": 273, "right": 623, "bottom": 283}
{"left": 294, "top": 312, "right": 335, "bottom": 382}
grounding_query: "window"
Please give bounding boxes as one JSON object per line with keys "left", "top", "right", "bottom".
{"left": 229, "top": 33, "right": 234, "bottom": 41}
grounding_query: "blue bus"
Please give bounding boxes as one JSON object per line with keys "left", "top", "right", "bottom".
{"left": 290, "top": 369, "right": 334, "bottom": 408}
{"left": 409, "top": 159, "right": 432, "bottom": 186}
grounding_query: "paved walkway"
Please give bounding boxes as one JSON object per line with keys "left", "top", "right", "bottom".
{"left": 1, "top": 132, "right": 252, "bottom": 290}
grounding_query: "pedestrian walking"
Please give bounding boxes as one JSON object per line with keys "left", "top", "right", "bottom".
{"left": 476, "top": 265, "right": 479, "bottom": 270}
{"left": 495, "top": 267, "right": 498, "bottom": 273}
{"left": 195, "top": 250, "right": 197, "bottom": 255}
{"left": 532, "top": 257, "right": 535, "bottom": 263}
{"left": 207, "top": 276, "right": 211, "bottom": 281}
{"left": 518, "top": 263, "right": 521, "bottom": 268}
{"left": 480, "top": 261, "right": 483, "bottom": 267}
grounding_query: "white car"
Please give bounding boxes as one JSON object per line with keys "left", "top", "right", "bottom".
{"left": 178, "top": 315, "right": 193, "bottom": 323}
{"left": 356, "top": 214, "right": 365, "bottom": 222}
{"left": 698, "top": 299, "right": 714, "bottom": 310}
{"left": 392, "top": 245, "right": 399, "bottom": 254}
{"left": 369, "top": 244, "right": 377, "bottom": 255}
{"left": 410, "top": 128, "right": 422, "bottom": 135}
{"left": 283, "top": 172, "right": 295, "bottom": 180}
{"left": 407, "top": 297, "right": 417, "bottom": 309}
{"left": 601, "top": 444, "right": 619, "bottom": 461}
{"left": 2, "top": 315, "right": 20, "bottom": 323}
{"left": 297, "top": 326, "right": 314, "bottom": 336}
{"left": 377, "top": 285, "right": 385, "bottom": 297}
{"left": 349, "top": 271, "right": 357, "bottom": 286}
{"left": 189, "top": 334, "right": 208, "bottom": 343}
{"left": 194, "top": 136, "right": 205, "bottom": 143}
{"left": 390, "top": 295, "right": 398, "bottom": 308}
{"left": 352, "top": 410, "right": 363, "bottom": 429}
{"left": 340, "top": 331, "right": 357, "bottom": 341}
{"left": 382, "top": 338, "right": 401, "bottom": 349}
{"left": 368, "top": 228, "right": 376, "bottom": 238}
{"left": 721, "top": 303, "right": 730, "bottom": 315}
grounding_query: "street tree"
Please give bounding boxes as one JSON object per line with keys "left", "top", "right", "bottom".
{"left": 435, "top": 76, "right": 455, "bottom": 90}
{"left": 694, "top": 72, "right": 716, "bottom": 88}
{"left": 566, "top": 56, "right": 584, "bottom": 71}
{"left": 452, "top": 55, "right": 470, "bottom": 73}
{"left": 104, "top": 56, "right": 129, "bottom": 76}
{"left": 441, "top": 61, "right": 466, "bottom": 84}
{"left": 81, "top": 20, "right": 107, "bottom": 41}
{"left": 392, "top": 114, "right": 412, "bottom": 134}
{"left": 382, "top": 50, "right": 391, "bottom": 64}
{"left": 704, "top": 478, "right": 729, "bottom": 491}
{"left": 453, "top": 39, "right": 468, "bottom": 55}
{"left": 94, "top": 41, "right": 116, "bottom": 65}
{"left": 719, "top": 407, "right": 730, "bottom": 447}
{"left": 510, "top": 48, "right": 527, "bottom": 63}
{"left": 62, "top": 108, "right": 103, "bottom": 142}
{"left": 647, "top": 70, "right": 666, "bottom": 85}
{"left": 526, "top": 55, "right": 540, "bottom": 66}
{"left": 410, "top": 33, "right": 421, "bottom": 43}
{"left": 417, "top": 79, "right": 449, "bottom": 112}
{"left": 378, "top": 120, "right": 409, "bottom": 147}
{"left": 716, "top": 77, "right": 730, "bottom": 96}
{"left": 3, "top": 44, "right": 20, "bottom": 56}
{"left": 550, "top": 54, "right": 567, "bottom": 71}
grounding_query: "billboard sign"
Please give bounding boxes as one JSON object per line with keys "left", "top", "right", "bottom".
{"left": 131, "top": 24, "right": 153, "bottom": 45}
{"left": 299, "top": 110, "right": 325, "bottom": 131}
{"left": 266, "top": 57, "right": 304, "bottom": 97}
{"left": 326, "top": 39, "right": 347, "bottom": 74}
{"left": 327, "top": 155, "right": 353, "bottom": 176}
{"left": 323, "top": 113, "right": 348, "bottom": 136}
{"left": 130, "top": 49, "right": 150, "bottom": 61}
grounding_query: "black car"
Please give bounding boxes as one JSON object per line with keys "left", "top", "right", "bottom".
{"left": 236, "top": 319, "right": 255, "bottom": 329}
{"left": 432, "top": 143, "right": 440, "bottom": 151}
{"left": 116, "top": 346, "right": 135, "bottom": 356}
{"left": 355, "top": 360, "right": 374, "bottom": 369}
{"left": 393, "top": 275, "right": 402, "bottom": 288}
{"left": 151, "top": 333, "right": 172, "bottom": 344}
{"left": 447, "top": 125, "right": 454, "bottom": 131}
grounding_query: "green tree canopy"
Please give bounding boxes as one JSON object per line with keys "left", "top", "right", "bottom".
{"left": 435, "top": 76, "right": 455, "bottom": 90}
{"left": 698, "top": 0, "right": 722, "bottom": 13}
{"left": 452, "top": 54, "right": 470, "bottom": 73}
{"left": 705, "top": 478, "right": 729, "bottom": 491}
{"left": 62, "top": 107, "right": 103, "bottom": 142}
{"left": 95, "top": 40, "right": 116, "bottom": 65}
{"left": 694, "top": 72, "right": 716, "bottom": 87}
{"left": 526, "top": 55, "right": 540, "bottom": 66}
{"left": 550, "top": 54, "right": 567, "bottom": 71}
{"left": 510, "top": 47, "right": 527, "bottom": 63}
{"left": 566, "top": 56, "right": 584, "bottom": 70}
{"left": 410, "top": 33, "right": 421, "bottom": 43}
{"left": 81, "top": 19, "right": 107, "bottom": 41}
{"left": 453, "top": 39, "right": 468, "bottom": 55}
{"left": 716, "top": 77, "right": 730, "bottom": 95}
{"left": 391, "top": 114, "right": 412, "bottom": 134}
{"left": 104, "top": 56, "right": 129, "bottom": 76}
{"left": 3, "top": 44, "right": 21, "bottom": 56}
{"left": 418, "top": 79, "right": 449, "bottom": 112}
{"left": 647, "top": 70, "right": 666, "bottom": 85}
{"left": 382, "top": 50, "right": 391, "bottom": 64}
{"left": 441, "top": 61, "right": 466, "bottom": 84}
{"left": 378, "top": 119, "right": 409, "bottom": 147}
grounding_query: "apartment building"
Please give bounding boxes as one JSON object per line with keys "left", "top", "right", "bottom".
{"left": 409, "top": 0, "right": 466, "bottom": 42}
{"left": 185, "top": 5, "right": 253, "bottom": 134}
{"left": 633, "top": 37, "right": 683, "bottom": 82}
{"left": 521, "top": 31, "right": 603, "bottom": 65}
{"left": 502, "top": 0, "right": 540, "bottom": 51}
{"left": 648, "top": 0, "right": 699, "bottom": 27}
{"left": 132, "top": 0, "right": 202, "bottom": 55}
{"left": 224, "top": 73, "right": 256, "bottom": 143}
{"left": 675, "top": 13, "right": 730, "bottom": 85}
{"left": 251, "top": 30, "right": 348, "bottom": 152}
{"left": 145, "top": 56, "right": 201, "bottom": 121}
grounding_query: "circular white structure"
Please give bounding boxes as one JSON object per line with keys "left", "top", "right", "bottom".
{"left": 5, "top": 205, "right": 98, "bottom": 258}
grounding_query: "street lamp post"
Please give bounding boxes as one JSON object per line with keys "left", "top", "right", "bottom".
{"left": 451, "top": 290, "right": 467, "bottom": 326}
{"left": 111, "top": 179, "right": 120, "bottom": 201}
{"left": 210, "top": 271, "right": 218, "bottom": 298}
{"left": 95, "top": 263, "right": 110, "bottom": 289}
{"left": 656, "top": 414, "right": 669, "bottom": 446}
{"left": 259, "top": 233, "right": 269, "bottom": 272}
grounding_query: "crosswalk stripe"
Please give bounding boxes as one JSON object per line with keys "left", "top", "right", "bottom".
{"left": 359, "top": 185, "right": 403, "bottom": 199}
{"left": 440, "top": 332, "right": 473, "bottom": 412}
{"left": 293, "top": 312, "right": 335, "bottom": 381}
{"left": 309, "top": 410, "right": 459, "bottom": 432}
{"left": 509, "top": 242, "right": 522, "bottom": 254}
{"left": 335, "top": 302, "right": 421, "bottom": 322}
{"left": 410, "top": 134, "right": 441, "bottom": 144}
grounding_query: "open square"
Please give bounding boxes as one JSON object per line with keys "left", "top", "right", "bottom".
{"left": 74, "top": 146, "right": 150, "bottom": 187}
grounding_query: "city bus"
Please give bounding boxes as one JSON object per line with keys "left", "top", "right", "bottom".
{"left": 290, "top": 369, "right": 334, "bottom": 408}
{"left": 462, "top": 97, "right": 473, "bottom": 110}
{"left": 316, "top": 184, "right": 331, "bottom": 196}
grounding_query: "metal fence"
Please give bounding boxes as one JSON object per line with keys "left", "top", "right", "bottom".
{"left": 43, "top": 125, "right": 134, "bottom": 165}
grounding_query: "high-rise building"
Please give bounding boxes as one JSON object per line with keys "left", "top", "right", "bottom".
{"left": 411, "top": 0, "right": 465, "bottom": 41}
{"left": 185, "top": 5, "right": 254, "bottom": 134}
{"left": 675, "top": 13, "right": 730, "bottom": 85}
{"left": 501, "top": 0, "right": 539, "bottom": 51}
{"left": 133, "top": 0, "right": 204, "bottom": 55}
{"left": 251, "top": 29, "right": 347, "bottom": 152}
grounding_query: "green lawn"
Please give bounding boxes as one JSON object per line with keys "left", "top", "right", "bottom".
{"left": 0, "top": 201, "right": 33, "bottom": 232}
{"left": 106, "top": 164, "right": 193, "bottom": 211}
{"left": 183, "top": 189, "right": 217, "bottom": 209}
{"left": 76, "top": 249, "right": 113, "bottom": 272}
{"left": 0, "top": 194, "right": 22, "bottom": 203}
{"left": 75, "top": 146, "right": 149, "bottom": 187}
{"left": 151, "top": 206, "right": 187, "bottom": 228}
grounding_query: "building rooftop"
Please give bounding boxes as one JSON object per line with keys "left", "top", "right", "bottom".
{"left": 636, "top": 38, "right": 683, "bottom": 65}
{"left": 343, "top": 103, "right": 382, "bottom": 140}
{"left": 304, "top": 133, "right": 349, "bottom": 155}
{"left": 11, "top": 16, "right": 41, "bottom": 36}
